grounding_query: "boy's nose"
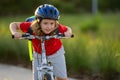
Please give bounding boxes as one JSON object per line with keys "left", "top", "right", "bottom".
{"left": 47, "top": 24, "right": 52, "bottom": 28}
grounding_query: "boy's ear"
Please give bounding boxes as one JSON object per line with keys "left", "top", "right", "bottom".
{"left": 37, "top": 19, "right": 40, "bottom": 22}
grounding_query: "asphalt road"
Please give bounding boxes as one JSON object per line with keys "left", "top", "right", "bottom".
{"left": 0, "top": 64, "right": 77, "bottom": 80}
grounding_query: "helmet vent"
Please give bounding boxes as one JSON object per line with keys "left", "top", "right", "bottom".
{"left": 50, "top": 10, "right": 53, "bottom": 14}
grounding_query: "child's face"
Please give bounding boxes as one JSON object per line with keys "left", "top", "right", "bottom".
{"left": 40, "top": 19, "right": 56, "bottom": 34}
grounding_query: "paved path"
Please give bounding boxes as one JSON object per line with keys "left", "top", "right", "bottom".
{"left": 0, "top": 64, "right": 76, "bottom": 80}
{"left": 0, "top": 64, "right": 32, "bottom": 80}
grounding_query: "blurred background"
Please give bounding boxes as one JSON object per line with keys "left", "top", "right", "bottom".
{"left": 0, "top": 0, "right": 120, "bottom": 80}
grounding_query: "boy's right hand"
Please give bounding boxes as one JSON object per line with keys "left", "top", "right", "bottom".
{"left": 13, "top": 32, "right": 22, "bottom": 38}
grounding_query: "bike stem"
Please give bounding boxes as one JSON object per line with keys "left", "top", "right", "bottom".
{"left": 41, "top": 39, "right": 47, "bottom": 65}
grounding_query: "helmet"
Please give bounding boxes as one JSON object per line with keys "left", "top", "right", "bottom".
{"left": 35, "top": 4, "right": 60, "bottom": 20}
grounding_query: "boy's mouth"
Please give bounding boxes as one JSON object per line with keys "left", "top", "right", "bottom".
{"left": 44, "top": 29, "right": 52, "bottom": 34}
{"left": 45, "top": 29, "right": 51, "bottom": 32}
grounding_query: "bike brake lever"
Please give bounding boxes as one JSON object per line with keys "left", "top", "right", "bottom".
{"left": 12, "top": 35, "right": 15, "bottom": 39}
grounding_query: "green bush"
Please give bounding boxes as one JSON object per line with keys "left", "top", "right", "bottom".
{"left": 80, "top": 14, "right": 101, "bottom": 33}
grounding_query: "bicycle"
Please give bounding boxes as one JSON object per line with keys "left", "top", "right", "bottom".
{"left": 12, "top": 33, "right": 74, "bottom": 80}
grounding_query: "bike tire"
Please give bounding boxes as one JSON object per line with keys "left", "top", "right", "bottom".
{"left": 43, "top": 73, "right": 52, "bottom": 80}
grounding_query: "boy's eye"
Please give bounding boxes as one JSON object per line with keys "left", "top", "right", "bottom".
{"left": 42, "top": 21, "right": 55, "bottom": 25}
{"left": 51, "top": 22, "right": 54, "bottom": 25}
{"left": 43, "top": 22, "right": 48, "bottom": 24}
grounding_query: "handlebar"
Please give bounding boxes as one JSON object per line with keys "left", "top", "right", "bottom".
{"left": 12, "top": 33, "right": 74, "bottom": 40}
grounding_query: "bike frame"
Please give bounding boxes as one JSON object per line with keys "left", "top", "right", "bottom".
{"left": 37, "top": 38, "right": 54, "bottom": 80}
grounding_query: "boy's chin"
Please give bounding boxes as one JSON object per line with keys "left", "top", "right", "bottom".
{"left": 44, "top": 32, "right": 51, "bottom": 35}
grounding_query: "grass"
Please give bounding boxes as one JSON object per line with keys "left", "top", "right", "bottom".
{"left": 0, "top": 13, "right": 120, "bottom": 79}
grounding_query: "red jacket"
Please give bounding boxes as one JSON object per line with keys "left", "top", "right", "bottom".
{"left": 20, "top": 22, "right": 67, "bottom": 56}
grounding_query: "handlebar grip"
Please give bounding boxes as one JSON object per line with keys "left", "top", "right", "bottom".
{"left": 58, "top": 33, "right": 65, "bottom": 37}
{"left": 71, "top": 34, "right": 74, "bottom": 38}
{"left": 22, "top": 34, "right": 28, "bottom": 37}
{"left": 11, "top": 34, "right": 30, "bottom": 39}
{"left": 58, "top": 33, "right": 74, "bottom": 38}
{"left": 22, "top": 33, "right": 31, "bottom": 37}
{"left": 12, "top": 35, "right": 15, "bottom": 39}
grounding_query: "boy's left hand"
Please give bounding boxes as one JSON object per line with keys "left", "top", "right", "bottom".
{"left": 64, "top": 27, "right": 72, "bottom": 37}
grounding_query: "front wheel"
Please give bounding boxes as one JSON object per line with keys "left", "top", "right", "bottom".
{"left": 43, "top": 73, "right": 52, "bottom": 80}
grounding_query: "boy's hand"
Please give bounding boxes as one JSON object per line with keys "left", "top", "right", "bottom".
{"left": 64, "top": 27, "right": 73, "bottom": 37}
{"left": 64, "top": 31, "right": 72, "bottom": 37}
{"left": 13, "top": 32, "right": 22, "bottom": 38}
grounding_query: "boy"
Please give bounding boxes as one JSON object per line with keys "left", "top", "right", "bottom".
{"left": 10, "top": 4, "right": 73, "bottom": 80}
